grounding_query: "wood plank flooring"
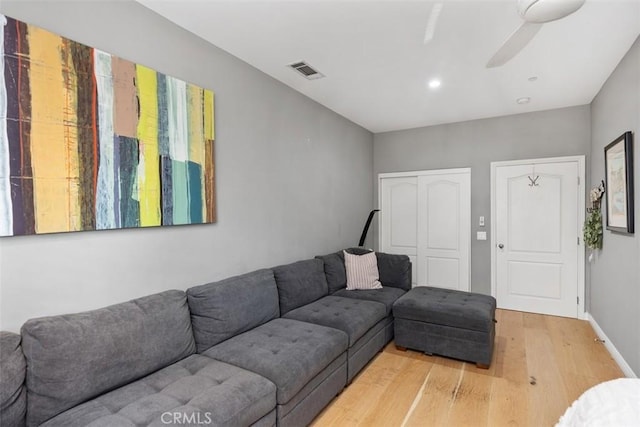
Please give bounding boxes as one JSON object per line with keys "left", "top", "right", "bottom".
{"left": 312, "top": 309, "right": 625, "bottom": 427}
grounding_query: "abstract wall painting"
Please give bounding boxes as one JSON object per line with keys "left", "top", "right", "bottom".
{"left": 0, "top": 14, "right": 216, "bottom": 237}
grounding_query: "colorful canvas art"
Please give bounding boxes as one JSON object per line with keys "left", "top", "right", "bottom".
{"left": 0, "top": 15, "right": 216, "bottom": 236}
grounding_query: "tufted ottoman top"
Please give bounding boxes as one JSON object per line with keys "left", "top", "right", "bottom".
{"left": 392, "top": 287, "right": 496, "bottom": 333}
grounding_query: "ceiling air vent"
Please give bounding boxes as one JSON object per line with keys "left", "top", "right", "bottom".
{"left": 288, "top": 61, "right": 325, "bottom": 80}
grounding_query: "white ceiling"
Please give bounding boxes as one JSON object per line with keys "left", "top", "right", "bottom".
{"left": 138, "top": 0, "right": 640, "bottom": 133}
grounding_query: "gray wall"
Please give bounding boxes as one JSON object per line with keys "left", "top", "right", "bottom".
{"left": 374, "top": 106, "right": 591, "bottom": 295}
{"left": 0, "top": 1, "right": 373, "bottom": 331}
{"left": 589, "top": 36, "right": 639, "bottom": 376}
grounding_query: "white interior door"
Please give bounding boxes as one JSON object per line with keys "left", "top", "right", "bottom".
{"left": 493, "top": 158, "right": 584, "bottom": 318}
{"left": 380, "top": 177, "right": 418, "bottom": 286}
{"left": 417, "top": 172, "right": 470, "bottom": 291}
{"left": 379, "top": 169, "right": 470, "bottom": 290}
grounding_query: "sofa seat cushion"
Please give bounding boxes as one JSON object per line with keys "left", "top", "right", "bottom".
{"left": 393, "top": 286, "right": 496, "bottom": 333}
{"left": 40, "top": 355, "right": 276, "bottom": 427}
{"left": 203, "top": 318, "right": 347, "bottom": 404}
{"left": 282, "top": 296, "right": 387, "bottom": 347}
{"left": 332, "top": 287, "right": 406, "bottom": 316}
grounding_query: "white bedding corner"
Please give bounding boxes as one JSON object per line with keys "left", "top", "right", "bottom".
{"left": 556, "top": 378, "right": 640, "bottom": 427}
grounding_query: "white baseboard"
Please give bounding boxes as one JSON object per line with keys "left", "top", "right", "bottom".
{"left": 586, "top": 313, "right": 637, "bottom": 378}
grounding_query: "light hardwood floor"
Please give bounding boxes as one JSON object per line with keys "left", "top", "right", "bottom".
{"left": 312, "top": 309, "right": 624, "bottom": 427}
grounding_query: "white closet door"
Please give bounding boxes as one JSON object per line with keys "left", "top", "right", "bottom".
{"left": 379, "top": 169, "right": 470, "bottom": 290}
{"left": 417, "top": 172, "right": 471, "bottom": 291}
{"left": 380, "top": 176, "right": 418, "bottom": 286}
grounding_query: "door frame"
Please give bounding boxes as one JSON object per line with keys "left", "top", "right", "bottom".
{"left": 490, "top": 156, "right": 586, "bottom": 319}
{"left": 378, "top": 168, "right": 471, "bottom": 290}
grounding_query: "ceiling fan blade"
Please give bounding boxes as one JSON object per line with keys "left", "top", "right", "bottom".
{"left": 424, "top": 2, "right": 444, "bottom": 44}
{"left": 486, "top": 21, "right": 543, "bottom": 68}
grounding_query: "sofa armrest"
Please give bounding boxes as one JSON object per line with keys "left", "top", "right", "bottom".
{"left": 0, "top": 331, "right": 26, "bottom": 427}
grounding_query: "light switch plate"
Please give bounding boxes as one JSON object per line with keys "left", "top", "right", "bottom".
{"left": 477, "top": 231, "right": 487, "bottom": 240}
{"left": 479, "top": 216, "right": 485, "bottom": 227}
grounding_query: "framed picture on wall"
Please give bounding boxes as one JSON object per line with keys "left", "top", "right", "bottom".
{"left": 604, "top": 131, "right": 634, "bottom": 233}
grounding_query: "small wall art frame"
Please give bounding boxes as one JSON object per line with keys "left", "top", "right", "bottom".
{"left": 1, "top": 14, "right": 216, "bottom": 237}
{"left": 604, "top": 131, "right": 634, "bottom": 234}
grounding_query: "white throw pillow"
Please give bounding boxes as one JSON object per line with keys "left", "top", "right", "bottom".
{"left": 344, "top": 250, "right": 382, "bottom": 290}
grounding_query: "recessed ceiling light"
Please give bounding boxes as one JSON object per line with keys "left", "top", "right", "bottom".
{"left": 516, "top": 97, "right": 531, "bottom": 104}
{"left": 428, "top": 79, "right": 441, "bottom": 89}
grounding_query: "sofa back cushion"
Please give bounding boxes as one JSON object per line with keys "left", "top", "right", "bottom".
{"left": 187, "top": 269, "right": 280, "bottom": 352}
{"left": 377, "top": 252, "right": 412, "bottom": 291}
{"left": 315, "top": 252, "right": 347, "bottom": 293}
{"left": 0, "top": 332, "right": 26, "bottom": 427}
{"left": 21, "top": 290, "right": 196, "bottom": 426}
{"left": 273, "top": 259, "right": 328, "bottom": 315}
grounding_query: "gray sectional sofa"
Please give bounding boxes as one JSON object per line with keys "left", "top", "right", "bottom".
{"left": 0, "top": 249, "right": 411, "bottom": 427}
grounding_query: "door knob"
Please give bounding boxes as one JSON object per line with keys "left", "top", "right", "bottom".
{"left": 498, "top": 243, "right": 504, "bottom": 249}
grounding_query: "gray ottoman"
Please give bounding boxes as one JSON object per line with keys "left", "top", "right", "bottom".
{"left": 392, "top": 287, "right": 496, "bottom": 368}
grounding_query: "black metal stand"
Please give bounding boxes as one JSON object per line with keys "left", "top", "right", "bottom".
{"left": 358, "top": 209, "right": 380, "bottom": 247}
